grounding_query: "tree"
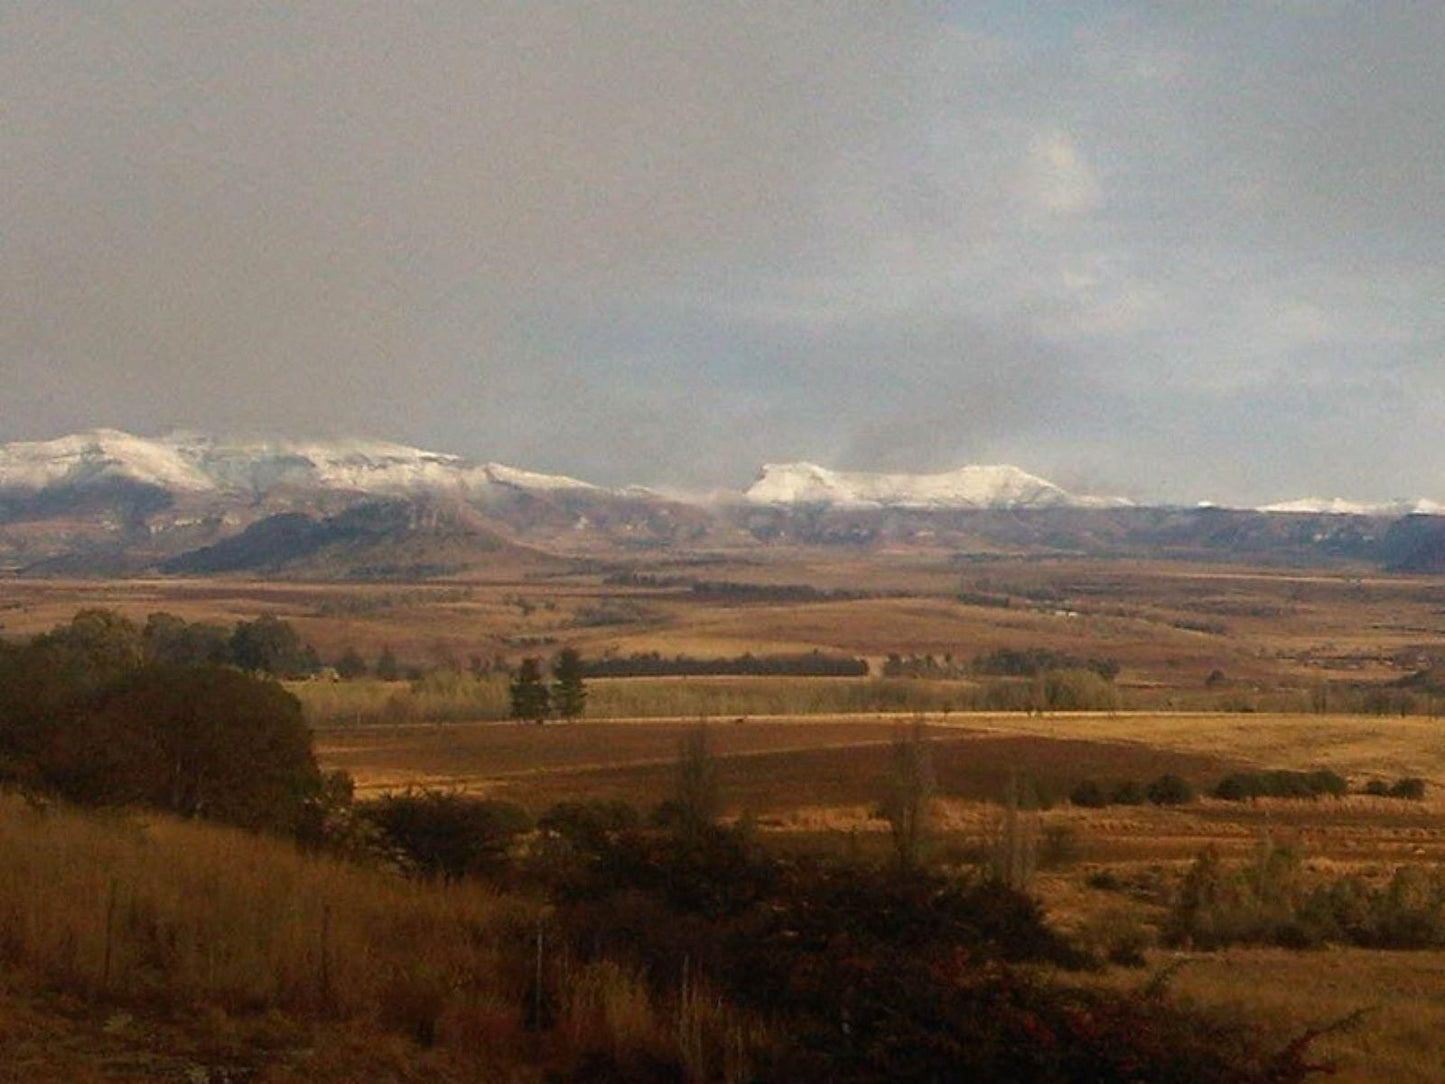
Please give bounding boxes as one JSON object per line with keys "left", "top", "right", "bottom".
{"left": 550, "top": 647, "right": 588, "bottom": 719}
{"left": 230, "top": 615, "right": 316, "bottom": 678}
{"left": 879, "top": 718, "right": 935, "bottom": 870}
{"left": 362, "top": 789, "right": 532, "bottom": 880}
{"left": 509, "top": 657, "right": 550, "bottom": 723}
{"left": 375, "top": 645, "right": 401, "bottom": 682}
{"left": 673, "top": 722, "right": 719, "bottom": 834}
{"left": 42, "top": 664, "right": 321, "bottom": 834}
{"left": 143, "top": 612, "right": 231, "bottom": 667}
{"left": 335, "top": 646, "right": 369, "bottom": 680}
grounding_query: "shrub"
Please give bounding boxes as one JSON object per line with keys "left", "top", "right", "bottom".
{"left": 38, "top": 664, "right": 321, "bottom": 835}
{"left": 1146, "top": 773, "right": 1195, "bottom": 806}
{"left": 1070, "top": 779, "right": 1109, "bottom": 808}
{"left": 1110, "top": 780, "right": 1146, "bottom": 806}
{"left": 1213, "top": 769, "right": 1347, "bottom": 802}
{"left": 362, "top": 789, "right": 532, "bottom": 881}
{"left": 1363, "top": 779, "right": 1391, "bottom": 797}
{"left": 1166, "top": 845, "right": 1445, "bottom": 951}
{"left": 1389, "top": 777, "right": 1427, "bottom": 800}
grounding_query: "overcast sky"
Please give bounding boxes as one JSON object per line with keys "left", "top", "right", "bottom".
{"left": 4, "top": 2, "right": 1443, "bottom": 504}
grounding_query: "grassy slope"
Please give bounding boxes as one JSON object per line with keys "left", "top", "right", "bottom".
{"left": 0, "top": 795, "right": 753, "bottom": 1082}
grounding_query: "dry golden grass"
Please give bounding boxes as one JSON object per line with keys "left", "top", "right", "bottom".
{"left": 960, "top": 711, "right": 1445, "bottom": 782}
{"left": 1078, "top": 947, "right": 1445, "bottom": 1084}
{"left": 0, "top": 795, "right": 762, "bottom": 1081}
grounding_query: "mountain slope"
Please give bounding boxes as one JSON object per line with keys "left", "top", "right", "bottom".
{"left": 160, "top": 499, "right": 545, "bottom": 578}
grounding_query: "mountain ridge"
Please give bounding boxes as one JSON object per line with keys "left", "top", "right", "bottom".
{"left": 5, "top": 429, "right": 1445, "bottom": 577}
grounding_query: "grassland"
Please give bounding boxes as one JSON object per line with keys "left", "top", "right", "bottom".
{"left": 8, "top": 553, "right": 1445, "bottom": 1079}
{"left": 0, "top": 794, "right": 765, "bottom": 1082}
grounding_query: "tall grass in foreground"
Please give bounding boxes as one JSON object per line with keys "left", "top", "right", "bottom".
{"left": 0, "top": 795, "right": 762, "bottom": 1078}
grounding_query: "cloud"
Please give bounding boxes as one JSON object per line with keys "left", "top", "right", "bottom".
{"left": 2, "top": 3, "right": 1443, "bottom": 504}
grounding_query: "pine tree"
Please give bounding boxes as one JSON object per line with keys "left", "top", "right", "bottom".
{"left": 550, "top": 647, "right": 588, "bottom": 719}
{"left": 509, "top": 657, "right": 550, "bottom": 724}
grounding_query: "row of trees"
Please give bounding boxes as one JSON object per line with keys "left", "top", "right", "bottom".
{"left": 508, "top": 648, "right": 587, "bottom": 723}
{"left": 581, "top": 649, "right": 868, "bottom": 678}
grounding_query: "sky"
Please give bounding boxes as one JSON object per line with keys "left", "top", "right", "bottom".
{"left": 3, "top": 2, "right": 1443, "bottom": 505}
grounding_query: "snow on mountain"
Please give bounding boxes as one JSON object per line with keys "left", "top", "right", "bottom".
{"left": 1257, "top": 497, "right": 1445, "bottom": 517}
{"left": 0, "top": 429, "right": 216, "bottom": 492}
{"left": 744, "top": 461, "right": 1132, "bottom": 510}
{"left": 480, "top": 462, "right": 598, "bottom": 493}
{"left": 0, "top": 430, "right": 601, "bottom": 498}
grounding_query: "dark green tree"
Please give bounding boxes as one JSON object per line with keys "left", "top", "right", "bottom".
{"left": 335, "top": 646, "right": 369, "bottom": 680}
{"left": 41, "top": 664, "right": 321, "bottom": 834}
{"left": 230, "top": 614, "right": 317, "bottom": 677}
{"left": 143, "top": 612, "right": 231, "bottom": 667}
{"left": 375, "top": 645, "right": 401, "bottom": 682}
{"left": 550, "top": 647, "right": 588, "bottom": 719}
{"left": 509, "top": 657, "right": 550, "bottom": 723}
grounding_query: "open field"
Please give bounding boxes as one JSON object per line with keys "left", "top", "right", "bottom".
{"left": 318, "top": 711, "right": 1445, "bottom": 864}
{"left": 7, "top": 554, "right": 1445, "bottom": 702}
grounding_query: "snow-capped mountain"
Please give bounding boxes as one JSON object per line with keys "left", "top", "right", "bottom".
{"left": 744, "top": 462, "right": 1132, "bottom": 511}
{"left": 1256, "top": 496, "right": 1445, "bottom": 517}
{"left": 0, "top": 429, "right": 600, "bottom": 498}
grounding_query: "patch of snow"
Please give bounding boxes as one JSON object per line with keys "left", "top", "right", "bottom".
{"left": 482, "top": 462, "right": 597, "bottom": 492}
{"left": 0, "top": 429, "right": 215, "bottom": 492}
{"left": 744, "top": 461, "right": 1131, "bottom": 510}
{"left": 1258, "top": 497, "right": 1445, "bottom": 517}
{"left": 0, "top": 430, "right": 603, "bottom": 498}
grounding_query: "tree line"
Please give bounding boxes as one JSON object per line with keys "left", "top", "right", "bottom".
{"left": 582, "top": 649, "right": 869, "bottom": 678}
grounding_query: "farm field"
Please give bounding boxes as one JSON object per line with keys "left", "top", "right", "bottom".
{"left": 317, "top": 711, "right": 1445, "bottom": 864}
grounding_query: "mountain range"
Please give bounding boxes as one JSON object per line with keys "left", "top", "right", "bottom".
{"left": 3, "top": 429, "right": 1445, "bottom": 576}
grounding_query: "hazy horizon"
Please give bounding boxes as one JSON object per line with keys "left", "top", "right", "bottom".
{"left": 5, "top": 3, "right": 1442, "bottom": 506}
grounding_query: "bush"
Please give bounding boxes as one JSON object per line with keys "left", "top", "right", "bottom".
{"left": 1390, "top": 777, "right": 1427, "bottom": 800}
{"left": 1146, "top": 773, "right": 1195, "bottom": 806}
{"left": 1069, "top": 779, "right": 1109, "bottom": 808}
{"left": 1166, "top": 845, "right": 1445, "bottom": 951}
{"left": 1110, "top": 780, "right": 1145, "bottom": 806}
{"left": 362, "top": 789, "right": 532, "bottom": 881}
{"left": 1213, "top": 769, "right": 1347, "bottom": 802}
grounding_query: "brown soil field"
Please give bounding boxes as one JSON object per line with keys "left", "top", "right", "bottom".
{"left": 318, "top": 711, "right": 1445, "bottom": 864}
